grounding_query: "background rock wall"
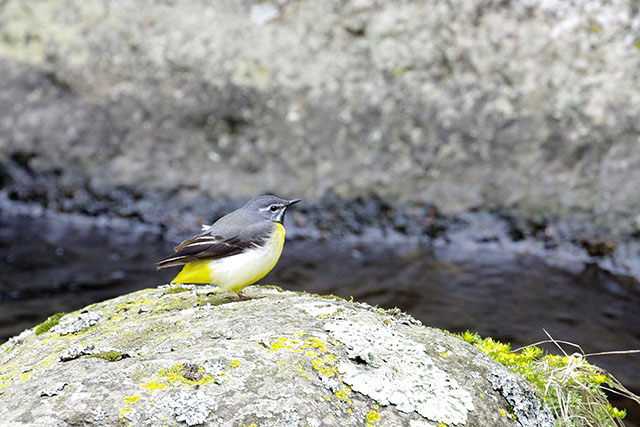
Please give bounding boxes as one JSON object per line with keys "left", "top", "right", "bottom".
{"left": 0, "top": 0, "right": 639, "bottom": 233}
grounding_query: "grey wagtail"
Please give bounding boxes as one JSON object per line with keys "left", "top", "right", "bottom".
{"left": 156, "top": 195, "right": 300, "bottom": 293}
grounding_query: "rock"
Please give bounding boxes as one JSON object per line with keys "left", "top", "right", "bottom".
{"left": 0, "top": 0, "right": 639, "bottom": 235}
{"left": 0, "top": 285, "right": 552, "bottom": 426}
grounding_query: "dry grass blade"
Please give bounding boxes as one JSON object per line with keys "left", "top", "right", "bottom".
{"left": 459, "top": 329, "right": 639, "bottom": 426}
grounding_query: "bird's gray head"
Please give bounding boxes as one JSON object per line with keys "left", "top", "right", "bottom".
{"left": 244, "top": 195, "right": 301, "bottom": 223}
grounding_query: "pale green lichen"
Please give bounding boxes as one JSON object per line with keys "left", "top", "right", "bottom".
{"left": 0, "top": 1, "right": 101, "bottom": 64}
{"left": 325, "top": 319, "right": 474, "bottom": 426}
{"left": 52, "top": 311, "right": 102, "bottom": 335}
{"left": 158, "top": 388, "right": 215, "bottom": 426}
{"left": 295, "top": 301, "right": 341, "bottom": 317}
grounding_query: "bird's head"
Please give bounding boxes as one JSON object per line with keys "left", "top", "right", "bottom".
{"left": 246, "top": 195, "right": 301, "bottom": 223}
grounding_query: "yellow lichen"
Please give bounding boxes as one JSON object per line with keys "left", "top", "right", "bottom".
{"left": 38, "top": 353, "right": 58, "bottom": 366}
{"left": 311, "top": 357, "right": 337, "bottom": 378}
{"left": 334, "top": 388, "right": 352, "bottom": 404}
{"left": 123, "top": 395, "right": 142, "bottom": 404}
{"left": 270, "top": 337, "right": 303, "bottom": 353}
{"left": 267, "top": 334, "right": 355, "bottom": 409}
{"left": 230, "top": 360, "right": 241, "bottom": 368}
{"left": 142, "top": 380, "right": 165, "bottom": 391}
{"left": 366, "top": 410, "right": 380, "bottom": 422}
{"left": 140, "top": 363, "right": 218, "bottom": 392}
{"left": 158, "top": 364, "right": 216, "bottom": 386}
{"left": 303, "top": 337, "right": 327, "bottom": 353}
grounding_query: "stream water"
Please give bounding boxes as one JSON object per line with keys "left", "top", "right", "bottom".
{"left": 1, "top": 201, "right": 639, "bottom": 423}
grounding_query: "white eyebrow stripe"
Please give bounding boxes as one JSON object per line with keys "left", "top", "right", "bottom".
{"left": 260, "top": 204, "right": 285, "bottom": 212}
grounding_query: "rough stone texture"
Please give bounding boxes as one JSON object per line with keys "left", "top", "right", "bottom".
{"left": 0, "top": 285, "right": 552, "bottom": 426}
{"left": 0, "top": 0, "right": 639, "bottom": 234}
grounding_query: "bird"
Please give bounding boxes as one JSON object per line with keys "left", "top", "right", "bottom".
{"left": 156, "top": 195, "right": 300, "bottom": 294}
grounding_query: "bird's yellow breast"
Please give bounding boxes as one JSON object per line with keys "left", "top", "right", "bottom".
{"left": 171, "top": 223, "right": 286, "bottom": 293}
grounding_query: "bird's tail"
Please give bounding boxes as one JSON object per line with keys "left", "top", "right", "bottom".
{"left": 155, "top": 255, "right": 189, "bottom": 270}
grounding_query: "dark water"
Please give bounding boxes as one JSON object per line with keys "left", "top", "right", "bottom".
{"left": 1, "top": 204, "right": 639, "bottom": 424}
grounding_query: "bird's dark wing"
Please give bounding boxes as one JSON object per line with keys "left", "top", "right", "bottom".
{"left": 155, "top": 222, "right": 270, "bottom": 269}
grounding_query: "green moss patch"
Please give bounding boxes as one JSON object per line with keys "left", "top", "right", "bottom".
{"left": 457, "top": 331, "right": 629, "bottom": 426}
{"left": 89, "top": 351, "right": 129, "bottom": 362}
{"left": 34, "top": 313, "right": 66, "bottom": 335}
{"left": 162, "top": 286, "right": 192, "bottom": 295}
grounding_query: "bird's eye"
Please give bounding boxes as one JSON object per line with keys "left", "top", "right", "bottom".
{"left": 270, "top": 205, "right": 278, "bottom": 212}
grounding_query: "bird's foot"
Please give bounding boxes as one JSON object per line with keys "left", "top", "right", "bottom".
{"left": 235, "top": 292, "right": 252, "bottom": 301}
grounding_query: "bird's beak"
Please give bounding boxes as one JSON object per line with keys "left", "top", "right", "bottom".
{"left": 286, "top": 199, "right": 301, "bottom": 207}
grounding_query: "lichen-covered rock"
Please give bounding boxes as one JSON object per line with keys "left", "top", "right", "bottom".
{"left": 0, "top": 285, "right": 552, "bottom": 426}
{"left": 0, "top": 0, "right": 639, "bottom": 235}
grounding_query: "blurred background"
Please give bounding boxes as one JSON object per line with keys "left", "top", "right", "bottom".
{"left": 0, "top": 0, "right": 639, "bottom": 423}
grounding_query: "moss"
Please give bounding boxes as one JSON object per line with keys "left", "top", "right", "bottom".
{"left": 162, "top": 286, "right": 191, "bottom": 295}
{"left": 457, "top": 331, "right": 627, "bottom": 425}
{"left": 35, "top": 313, "right": 67, "bottom": 335}
{"left": 89, "top": 351, "right": 127, "bottom": 362}
{"left": 317, "top": 294, "right": 346, "bottom": 302}
{"left": 194, "top": 294, "right": 235, "bottom": 307}
{"left": 260, "top": 285, "right": 284, "bottom": 292}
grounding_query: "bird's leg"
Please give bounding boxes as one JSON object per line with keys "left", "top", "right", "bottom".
{"left": 235, "top": 291, "right": 252, "bottom": 301}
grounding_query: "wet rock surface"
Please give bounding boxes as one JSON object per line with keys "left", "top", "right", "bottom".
{"left": 0, "top": 286, "right": 550, "bottom": 426}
